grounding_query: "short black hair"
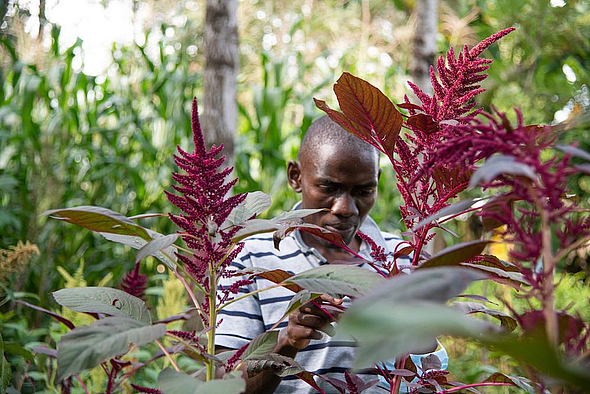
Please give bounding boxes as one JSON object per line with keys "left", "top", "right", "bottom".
{"left": 298, "top": 115, "right": 378, "bottom": 160}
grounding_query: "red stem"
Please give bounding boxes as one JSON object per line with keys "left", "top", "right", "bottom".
{"left": 440, "top": 382, "right": 513, "bottom": 393}
{"left": 75, "top": 374, "right": 89, "bottom": 394}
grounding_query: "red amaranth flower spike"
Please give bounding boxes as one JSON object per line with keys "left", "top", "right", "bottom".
{"left": 121, "top": 261, "right": 148, "bottom": 300}
{"left": 131, "top": 384, "right": 162, "bottom": 394}
{"left": 166, "top": 98, "right": 251, "bottom": 318}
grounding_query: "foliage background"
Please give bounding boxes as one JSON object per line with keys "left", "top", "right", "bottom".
{"left": 0, "top": 0, "right": 588, "bottom": 392}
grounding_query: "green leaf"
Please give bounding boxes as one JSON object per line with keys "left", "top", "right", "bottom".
{"left": 43, "top": 206, "right": 151, "bottom": 240}
{"left": 286, "top": 265, "right": 385, "bottom": 298}
{"left": 453, "top": 301, "right": 518, "bottom": 332}
{"left": 461, "top": 262, "right": 529, "bottom": 288}
{"left": 486, "top": 335, "right": 590, "bottom": 390}
{"left": 101, "top": 228, "right": 177, "bottom": 271}
{"left": 57, "top": 317, "right": 165, "bottom": 380}
{"left": 233, "top": 208, "right": 325, "bottom": 241}
{"left": 419, "top": 240, "right": 492, "bottom": 269}
{"left": 555, "top": 144, "right": 590, "bottom": 162}
{"left": 242, "top": 331, "right": 279, "bottom": 360}
{"left": 52, "top": 287, "right": 152, "bottom": 324}
{"left": 338, "top": 301, "right": 498, "bottom": 369}
{"left": 469, "top": 154, "right": 537, "bottom": 189}
{"left": 363, "top": 267, "right": 486, "bottom": 305}
{"left": 3, "top": 342, "right": 35, "bottom": 363}
{"left": 157, "top": 368, "right": 246, "bottom": 394}
{"left": 1, "top": 333, "right": 11, "bottom": 393}
{"left": 413, "top": 198, "right": 479, "bottom": 231}
{"left": 157, "top": 368, "right": 200, "bottom": 394}
{"left": 135, "top": 234, "right": 178, "bottom": 264}
{"left": 225, "top": 191, "right": 272, "bottom": 226}
{"left": 245, "top": 353, "right": 305, "bottom": 378}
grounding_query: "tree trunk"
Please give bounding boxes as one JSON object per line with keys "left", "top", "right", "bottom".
{"left": 203, "top": 0, "right": 239, "bottom": 167}
{"left": 410, "top": 0, "right": 437, "bottom": 94}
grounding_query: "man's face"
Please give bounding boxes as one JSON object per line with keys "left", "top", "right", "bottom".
{"left": 288, "top": 143, "right": 380, "bottom": 247}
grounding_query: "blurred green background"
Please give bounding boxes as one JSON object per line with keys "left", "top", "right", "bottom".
{"left": 1, "top": 0, "right": 589, "bottom": 392}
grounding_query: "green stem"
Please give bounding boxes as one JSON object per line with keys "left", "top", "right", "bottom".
{"left": 206, "top": 261, "right": 217, "bottom": 381}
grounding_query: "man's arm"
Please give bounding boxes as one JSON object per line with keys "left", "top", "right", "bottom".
{"left": 243, "top": 295, "right": 342, "bottom": 394}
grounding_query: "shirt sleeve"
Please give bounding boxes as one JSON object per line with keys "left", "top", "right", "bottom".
{"left": 215, "top": 245, "right": 266, "bottom": 350}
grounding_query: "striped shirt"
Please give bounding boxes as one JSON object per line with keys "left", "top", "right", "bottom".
{"left": 216, "top": 214, "right": 445, "bottom": 393}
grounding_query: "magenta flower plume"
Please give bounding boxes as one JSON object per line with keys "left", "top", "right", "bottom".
{"left": 121, "top": 261, "right": 148, "bottom": 300}
{"left": 166, "top": 98, "right": 250, "bottom": 319}
{"left": 131, "top": 384, "right": 162, "bottom": 394}
{"left": 407, "top": 27, "right": 515, "bottom": 125}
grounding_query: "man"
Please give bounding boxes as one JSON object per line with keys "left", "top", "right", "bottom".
{"left": 216, "top": 116, "right": 447, "bottom": 393}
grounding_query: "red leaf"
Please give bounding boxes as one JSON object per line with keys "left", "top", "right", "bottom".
{"left": 249, "top": 269, "right": 303, "bottom": 293}
{"left": 397, "top": 102, "right": 423, "bottom": 111}
{"left": 334, "top": 73, "right": 403, "bottom": 157}
{"left": 407, "top": 113, "right": 439, "bottom": 135}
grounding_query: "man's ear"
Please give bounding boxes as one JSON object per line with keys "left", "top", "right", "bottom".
{"left": 287, "top": 160, "right": 302, "bottom": 193}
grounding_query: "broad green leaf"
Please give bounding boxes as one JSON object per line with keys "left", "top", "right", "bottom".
{"left": 57, "top": 317, "right": 165, "bottom": 380}
{"left": 195, "top": 375, "right": 246, "bottom": 394}
{"left": 242, "top": 331, "right": 279, "bottom": 360}
{"left": 419, "top": 240, "right": 492, "bottom": 269}
{"left": 101, "top": 228, "right": 177, "bottom": 271}
{"left": 350, "top": 267, "right": 487, "bottom": 310}
{"left": 245, "top": 353, "right": 305, "bottom": 378}
{"left": 338, "top": 301, "right": 498, "bottom": 369}
{"left": 135, "top": 234, "right": 178, "bottom": 264}
{"left": 413, "top": 198, "right": 479, "bottom": 231}
{"left": 233, "top": 208, "right": 325, "bottom": 241}
{"left": 157, "top": 368, "right": 200, "bottom": 394}
{"left": 225, "top": 191, "right": 272, "bottom": 226}
{"left": 486, "top": 335, "right": 590, "bottom": 390}
{"left": 43, "top": 206, "right": 151, "bottom": 240}
{"left": 469, "top": 155, "right": 537, "bottom": 189}
{"left": 555, "top": 144, "right": 590, "bottom": 162}
{"left": 286, "top": 265, "right": 385, "bottom": 298}
{"left": 157, "top": 368, "right": 246, "bottom": 394}
{"left": 3, "top": 343, "right": 35, "bottom": 363}
{"left": 282, "top": 291, "right": 322, "bottom": 318}
{"left": 52, "top": 287, "right": 152, "bottom": 324}
{"left": 461, "top": 263, "right": 529, "bottom": 288}
{"left": 453, "top": 301, "right": 518, "bottom": 332}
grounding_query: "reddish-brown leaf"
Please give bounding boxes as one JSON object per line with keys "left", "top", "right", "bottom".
{"left": 313, "top": 98, "right": 370, "bottom": 144}
{"left": 397, "top": 102, "right": 423, "bottom": 111}
{"left": 250, "top": 269, "right": 303, "bottom": 293}
{"left": 407, "top": 113, "right": 439, "bottom": 135}
{"left": 333, "top": 72, "right": 403, "bottom": 156}
{"left": 394, "top": 246, "right": 414, "bottom": 259}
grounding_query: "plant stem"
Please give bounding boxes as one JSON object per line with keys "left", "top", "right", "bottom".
{"left": 391, "top": 355, "right": 407, "bottom": 394}
{"left": 539, "top": 199, "right": 559, "bottom": 347}
{"left": 440, "top": 382, "right": 513, "bottom": 393}
{"left": 174, "top": 269, "right": 202, "bottom": 312}
{"left": 75, "top": 373, "right": 89, "bottom": 394}
{"left": 206, "top": 261, "right": 217, "bottom": 381}
{"left": 155, "top": 339, "right": 180, "bottom": 372}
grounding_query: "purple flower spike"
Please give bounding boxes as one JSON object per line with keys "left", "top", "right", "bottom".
{"left": 166, "top": 98, "right": 251, "bottom": 314}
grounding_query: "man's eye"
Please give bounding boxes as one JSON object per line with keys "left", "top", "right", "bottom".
{"left": 319, "top": 185, "right": 335, "bottom": 193}
{"left": 357, "top": 188, "right": 375, "bottom": 197}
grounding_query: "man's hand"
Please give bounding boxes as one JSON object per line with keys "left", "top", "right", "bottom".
{"left": 277, "top": 294, "right": 344, "bottom": 351}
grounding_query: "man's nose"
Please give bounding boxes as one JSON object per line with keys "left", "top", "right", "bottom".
{"left": 331, "top": 193, "right": 359, "bottom": 217}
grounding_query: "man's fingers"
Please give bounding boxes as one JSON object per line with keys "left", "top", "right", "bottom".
{"left": 319, "top": 294, "right": 343, "bottom": 305}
